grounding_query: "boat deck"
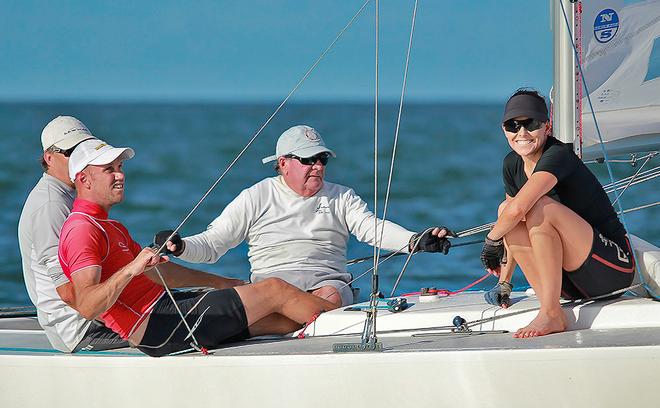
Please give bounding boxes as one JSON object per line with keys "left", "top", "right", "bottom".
{"left": 2, "top": 291, "right": 660, "bottom": 357}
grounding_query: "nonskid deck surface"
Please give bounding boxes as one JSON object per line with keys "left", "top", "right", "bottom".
{"left": 2, "top": 292, "right": 660, "bottom": 358}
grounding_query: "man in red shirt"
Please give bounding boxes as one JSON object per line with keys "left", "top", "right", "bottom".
{"left": 58, "top": 139, "right": 335, "bottom": 357}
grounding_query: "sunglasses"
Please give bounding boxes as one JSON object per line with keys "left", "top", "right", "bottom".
{"left": 503, "top": 118, "right": 544, "bottom": 133}
{"left": 50, "top": 146, "right": 76, "bottom": 157}
{"left": 285, "top": 152, "right": 330, "bottom": 166}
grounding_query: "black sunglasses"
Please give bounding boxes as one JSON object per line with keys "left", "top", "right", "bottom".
{"left": 285, "top": 152, "right": 330, "bottom": 166}
{"left": 503, "top": 118, "right": 544, "bottom": 133}
{"left": 50, "top": 146, "right": 76, "bottom": 157}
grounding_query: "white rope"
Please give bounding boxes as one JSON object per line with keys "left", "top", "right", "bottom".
{"left": 142, "top": 266, "right": 203, "bottom": 352}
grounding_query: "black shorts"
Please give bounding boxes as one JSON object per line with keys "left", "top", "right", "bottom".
{"left": 137, "top": 289, "right": 250, "bottom": 357}
{"left": 561, "top": 229, "right": 635, "bottom": 300}
{"left": 73, "top": 320, "right": 130, "bottom": 352}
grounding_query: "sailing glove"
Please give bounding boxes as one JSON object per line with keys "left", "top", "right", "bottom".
{"left": 480, "top": 236, "right": 505, "bottom": 270}
{"left": 410, "top": 227, "right": 455, "bottom": 255}
{"left": 154, "top": 229, "right": 185, "bottom": 256}
{"left": 484, "top": 281, "right": 513, "bottom": 307}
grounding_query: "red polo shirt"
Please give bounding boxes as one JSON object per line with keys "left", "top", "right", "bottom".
{"left": 58, "top": 199, "right": 164, "bottom": 339}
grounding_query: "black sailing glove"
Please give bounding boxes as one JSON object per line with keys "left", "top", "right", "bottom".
{"left": 154, "top": 230, "right": 185, "bottom": 256}
{"left": 410, "top": 226, "right": 456, "bottom": 255}
{"left": 480, "top": 236, "right": 504, "bottom": 270}
{"left": 484, "top": 281, "right": 513, "bottom": 307}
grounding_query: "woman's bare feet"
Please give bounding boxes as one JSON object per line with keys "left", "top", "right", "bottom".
{"left": 514, "top": 309, "right": 567, "bottom": 338}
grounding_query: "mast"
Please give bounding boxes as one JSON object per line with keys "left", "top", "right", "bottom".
{"left": 552, "top": 0, "right": 579, "bottom": 154}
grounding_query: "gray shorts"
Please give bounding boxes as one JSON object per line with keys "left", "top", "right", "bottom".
{"left": 251, "top": 270, "right": 355, "bottom": 306}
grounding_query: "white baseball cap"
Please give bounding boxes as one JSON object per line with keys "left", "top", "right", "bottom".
{"left": 68, "top": 139, "right": 135, "bottom": 182}
{"left": 41, "top": 116, "right": 96, "bottom": 151}
{"left": 262, "top": 125, "right": 336, "bottom": 163}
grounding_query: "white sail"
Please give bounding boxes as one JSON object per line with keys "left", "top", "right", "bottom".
{"left": 580, "top": 0, "right": 660, "bottom": 159}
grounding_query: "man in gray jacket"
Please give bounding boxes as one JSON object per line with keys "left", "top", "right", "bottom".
{"left": 18, "top": 116, "right": 127, "bottom": 352}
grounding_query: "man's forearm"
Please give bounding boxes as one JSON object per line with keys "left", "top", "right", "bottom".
{"left": 72, "top": 256, "right": 150, "bottom": 320}
{"left": 73, "top": 267, "right": 136, "bottom": 320}
{"left": 147, "top": 262, "right": 242, "bottom": 290}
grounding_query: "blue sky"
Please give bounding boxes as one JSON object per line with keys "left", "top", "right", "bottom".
{"left": 0, "top": 1, "right": 553, "bottom": 102}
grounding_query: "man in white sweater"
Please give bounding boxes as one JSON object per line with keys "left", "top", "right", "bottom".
{"left": 157, "top": 125, "right": 452, "bottom": 307}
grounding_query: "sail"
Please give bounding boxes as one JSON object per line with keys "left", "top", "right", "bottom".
{"left": 580, "top": 0, "right": 660, "bottom": 159}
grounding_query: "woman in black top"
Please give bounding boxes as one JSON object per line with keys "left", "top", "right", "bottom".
{"left": 481, "top": 89, "right": 634, "bottom": 338}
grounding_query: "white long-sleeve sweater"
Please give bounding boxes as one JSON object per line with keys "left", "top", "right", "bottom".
{"left": 180, "top": 176, "right": 414, "bottom": 291}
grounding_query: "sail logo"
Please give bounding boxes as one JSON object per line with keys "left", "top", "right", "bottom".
{"left": 594, "top": 9, "right": 619, "bottom": 44}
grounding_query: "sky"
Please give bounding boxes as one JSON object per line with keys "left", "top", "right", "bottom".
{"left": 0, "top": 1, "right": 554, "bottom": 102}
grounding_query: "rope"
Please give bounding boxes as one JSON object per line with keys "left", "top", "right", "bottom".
{"left": 559, "top": 1, "right": 659, "bottom": 299}
{"left": 398, "top": 270, "right": 493, "bottom": 297}
{"left": 296, "top": 311, "right": 323, "bottom": 339}
{"left": 144, "top": 265, "right": 205, "bottom": 353}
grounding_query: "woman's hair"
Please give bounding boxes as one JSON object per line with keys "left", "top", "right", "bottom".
{"left": 509, "top": 87, "right": 548, "bottom": 107}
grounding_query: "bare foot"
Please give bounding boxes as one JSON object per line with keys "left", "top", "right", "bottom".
{"left": 513, "top": 310, "right": 567, "bottom": 338}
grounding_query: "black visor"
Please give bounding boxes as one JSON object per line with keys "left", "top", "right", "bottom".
{"left": 502, "top": 94, "right": 549, "bottom": 123}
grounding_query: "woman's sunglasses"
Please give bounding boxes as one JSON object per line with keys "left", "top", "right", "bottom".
{"left": 285, "top": 152, "right": 330, "bottom": 166}
{"left": 503, "top": 118, "right": 544, "bottom": 133}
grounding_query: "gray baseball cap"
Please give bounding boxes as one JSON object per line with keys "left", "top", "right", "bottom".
{"left": 262, "top": 125, "right": 336, "bottom": 163}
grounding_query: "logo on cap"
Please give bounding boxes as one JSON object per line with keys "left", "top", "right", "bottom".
{"left": 594, "top": 9, "right": 619, "bottom": 44}
{"left": 305, "top": 128, "right": 320, "bottom": 141}
{"left": 94, "top": 143, "right": 108, "bottom": 151}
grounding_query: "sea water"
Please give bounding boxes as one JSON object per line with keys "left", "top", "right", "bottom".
{"left": 1, "top": 102, "right": 657, "bottom": 306}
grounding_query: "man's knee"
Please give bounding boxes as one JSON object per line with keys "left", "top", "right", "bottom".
{"left": 311, "top": 286, "right": 342, "bottom": 308}
{"left": 259, "top": 277, "right": 293, "bottom": 293}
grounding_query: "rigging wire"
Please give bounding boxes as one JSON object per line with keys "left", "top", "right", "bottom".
{"left": 147, "top": 0, "right": 373, "bottom": 352}
{"left": 374, "top": 0, "right": 418, "bottom": 276}
{"left": 612, "top": 153, "right": 654, "bottom": 206}
{"left": 154, "top": 0, "right": 372, "bottom": 257}
{"left": 558, "top": 1, "right": 659, "bottom": 299}
{"left": 584, "top": 151, "right": 658, "bottom": 165}
{"left": 360, "top": 0, "right": 381, "bottom": 347}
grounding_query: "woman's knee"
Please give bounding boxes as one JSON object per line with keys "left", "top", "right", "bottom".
{"left": 525, "top": 196, "right": 557, "bottom": 225}
{"left": 497, "top": 200, "right": 509, "bottom": 216}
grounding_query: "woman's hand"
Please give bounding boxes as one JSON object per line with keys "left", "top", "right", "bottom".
{"left": 480, "top": 236, "right": 504, "bottom": 273}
